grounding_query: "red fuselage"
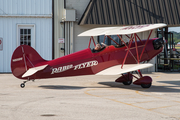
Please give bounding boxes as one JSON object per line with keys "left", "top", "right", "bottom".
{"left": 30, "top": 38, "right": 163, "bottom": 79}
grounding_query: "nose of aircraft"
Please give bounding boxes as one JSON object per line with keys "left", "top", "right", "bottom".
{"left": 153, "top": 37, "right": 164, "bottom": 50}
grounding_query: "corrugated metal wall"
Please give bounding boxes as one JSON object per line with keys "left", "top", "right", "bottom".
{"left": 78, "top": 0, "right": 180, "bottom": 26}
{"left": 0, "top": 0, "right": 52, "bottom": 72}
{"left": 0, "top": 0, "right": 52, "bottom": 15}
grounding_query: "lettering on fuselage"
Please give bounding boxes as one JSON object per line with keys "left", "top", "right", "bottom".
{"left": 74, "top": 60, "right": 98, "bottom": 70}
{"left": 51, "top": 64, "right": 73, "bottom": 74}
{"left": 51, "top": 60, "right": 98, "bottom": 74}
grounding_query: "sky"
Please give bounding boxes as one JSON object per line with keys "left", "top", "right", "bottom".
{"left": 168, "top": 27, "right": 180, "bottom": 33}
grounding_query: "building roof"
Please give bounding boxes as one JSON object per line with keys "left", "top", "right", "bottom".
{"left": 78, "top": 0, "right": 180, "bottom": 26}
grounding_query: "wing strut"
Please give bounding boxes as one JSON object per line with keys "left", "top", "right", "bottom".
{"left": 89, "top": 29, "right": 153, "bottom": 69}
{"left": 117, "top": 34, "right": 138, "bottom": 68}
{"left": 134, "top": 34, "right": 140, "bottom": 64}
{"left": 88, "top": 36, "right": 96, "bottom": 48}
{"left": 103, "top": 35, "right": 106, "bottom": 43}
{"left": 119, "top": 30, "right": 153, "bottom": 68}
{"left": 107, "top": 36, "right": 120, "bottom": 45}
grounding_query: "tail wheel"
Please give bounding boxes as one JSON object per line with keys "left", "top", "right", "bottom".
{"left": 122, "top": 80, "right": 132, "bottom": 85}
{"left": 141, "top": 83, "right": 152, "bottom": 88}
{"left": 20, "top": 83, "right": 25, "bottom": 88}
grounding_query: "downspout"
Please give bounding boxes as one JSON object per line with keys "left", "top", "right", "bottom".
{"left": 63, "top": 22, "right": 65, "bottom": 56}
{"left": 52, "top": 0, "right": 54, "bottom": 59}
{"left": 64, "top": 0, "right": 66, "bottom": 56}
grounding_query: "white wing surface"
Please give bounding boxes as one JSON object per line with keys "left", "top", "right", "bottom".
{"left": 96, "top": 63, "right": 153, "bottom": 75}
{"left": 78, "top": 27, "right": 117, "bottom": 36}
{"left": 78, "top": 23, "right": 167, "bottom": 36}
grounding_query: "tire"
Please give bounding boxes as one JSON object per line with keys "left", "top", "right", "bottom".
{"left": 20, "top": 83, "right": 25, "bottom": 88}
{"left": 141, "top": 83, "right": 151, "bottom": 88}
{"left": 122, "top": 80, "right": 132, "bottom": 85}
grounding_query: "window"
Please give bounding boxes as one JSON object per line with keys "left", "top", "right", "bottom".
{"left": 17, "top": 24, "right": 35, "bottom": 48}
{"left": 20, "top": 29, "right": 31, "bottom": 46}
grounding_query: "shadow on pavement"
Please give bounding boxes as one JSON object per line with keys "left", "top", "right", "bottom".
{"left": 38, "top": 85, "right": 86, "bottom": 90}
{"left": 98, "top": 81, "right": 180, "bottom": 93}
{"left": 38, "top": 85, "right": 109, "bottom": 90}
{"left": 38, "top": 80, "right": 180, "bottom": 93}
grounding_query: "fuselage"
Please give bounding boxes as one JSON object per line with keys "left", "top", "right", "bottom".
{"left": 32, "top": 38, "right": 163, "bottom": 79}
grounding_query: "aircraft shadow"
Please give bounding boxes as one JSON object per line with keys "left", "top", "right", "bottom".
{"left": 38, "top": 80, "right": 180, "bottom": 92}
{"left": 98, "top": 81, "right": 180, "bottom": 93}
{"left": 38, "top": 85, "right": 108, "bottom": 90}
{"left": 38, "top": 85, "right": 86, "bottom": 90}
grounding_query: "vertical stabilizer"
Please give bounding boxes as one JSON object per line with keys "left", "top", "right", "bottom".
{"left": 11, "top": 45, "right": 47, "bottom": 79}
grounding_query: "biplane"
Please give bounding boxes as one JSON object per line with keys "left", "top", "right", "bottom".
{"left": 11, "top": 23, "right": 167, "bottom": 88}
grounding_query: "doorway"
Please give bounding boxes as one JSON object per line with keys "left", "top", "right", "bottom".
{"left": 157, "top": 29, "right": 180, "bottom": 72}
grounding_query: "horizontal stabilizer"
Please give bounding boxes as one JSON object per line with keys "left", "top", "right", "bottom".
{"left": 96, "top": 63, "right": 153, "bottom": 75}
{"left": 22, "top": 64, "right": 48, "bottom": 78}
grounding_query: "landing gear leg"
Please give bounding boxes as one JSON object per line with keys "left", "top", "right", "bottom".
{"left": 20, "top": 79, "right": 35, "bottom": 88}
{"left": 115, "top": 72, "right": 133, "bottom": 85}
{"left": 133, "top": 70, "right": 152, "bottom": 88}
{"left": 115, "top": 70, "right": 152, "bottom": 88}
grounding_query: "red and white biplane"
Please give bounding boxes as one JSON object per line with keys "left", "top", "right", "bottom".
{"left": 11, "top": 23, "right": 167, "bottom": 88}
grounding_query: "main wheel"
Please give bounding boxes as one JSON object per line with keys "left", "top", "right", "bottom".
{"left": 122, "top": 80, "right": 132, "bottom": 85}
{"left": 20, "top": 83, "right": 25, "bottom": 88}
{"left": 141, "top": 83, "right": 151, "bottom": 88}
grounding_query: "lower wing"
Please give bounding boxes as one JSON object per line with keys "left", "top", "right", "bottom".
{"left": 96, "top": 63, "right": 153, "bottom": 75}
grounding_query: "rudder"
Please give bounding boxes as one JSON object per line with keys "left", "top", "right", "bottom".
{"left": 11, "top": 45, "right": 47, "bottom": 79}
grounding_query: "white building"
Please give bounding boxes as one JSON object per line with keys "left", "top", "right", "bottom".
{"left": 0, "top": 0, "right": 52, "bottom": 72}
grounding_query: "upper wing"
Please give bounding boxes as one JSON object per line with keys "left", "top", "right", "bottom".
{"left": 96, "top": 63, "right": 153, "bottom": 75}
{"left": 22, "top": 64, "right": 48, "bottom": 78}
{"left": 78, "top": 23, "right": 167, "bottom": 36}
{"left": 78, "top": 27, "right": 117, "bottom": 37}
